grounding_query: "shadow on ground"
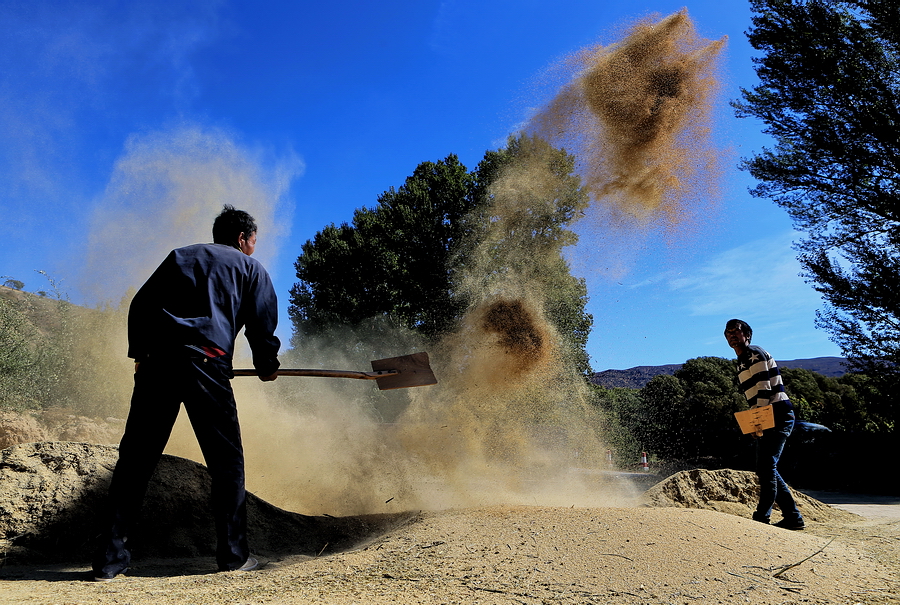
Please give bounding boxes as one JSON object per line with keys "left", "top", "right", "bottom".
{"left": 0, "top": 441, "right": 418, "bottom": 574}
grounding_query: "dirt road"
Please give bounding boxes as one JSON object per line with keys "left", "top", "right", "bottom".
{"left": 802, "top": 490, "right": 900, "bottom": 520}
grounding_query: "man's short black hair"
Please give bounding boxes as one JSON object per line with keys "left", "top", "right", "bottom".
{"left": 724, "top": 318, "right": 752, "bottom": 343}
{"left": 213, "top": 205, "right": 257, "bottom": 248}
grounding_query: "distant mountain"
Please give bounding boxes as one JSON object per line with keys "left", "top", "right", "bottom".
{"left": 591, "top": 356, "right": 848, "bottom": 389}
{"left": 591, "top": 364, "right": 683, "bottom": 389}
{"left": 777, "top": 357, "right": 848, "bottom": 377}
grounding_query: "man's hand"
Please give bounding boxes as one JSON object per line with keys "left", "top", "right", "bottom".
{"left": 259, "top": 372, "right": 278, "bottom": 382}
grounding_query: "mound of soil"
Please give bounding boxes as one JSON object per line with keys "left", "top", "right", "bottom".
{"left": 643, "top": 468, "right": 859, "bottom": 523}
{"left": 0, "top": 413, "right": 50, "bottom": 450}
{"left": 0, "top": 441, "right": 415, "bottom": 564}
{"left": 38, "top": 410, "right": 125, "bottom": 445}
{"left": 0, "top": 410, "right": 124, "bottom": 450}
{"left": 2, "top": 446, "right": 898, "bottom": 604}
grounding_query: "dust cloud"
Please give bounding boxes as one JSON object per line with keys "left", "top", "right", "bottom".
{"left": 331, "top": 9, "right": 728, "bottom": 514}
{"left": 480, "top": 299, "right": 548, "bottom": 376}
{"left": 167, "top": 133, "right": 625, "bottom": 515}
{"left": 53, "top": 11, "right": 724, "bottom": 517}
{"left": 82, "top": 125, "right": 299, "bottom": 302}
{"left": 364, "top": 132, "right": 621, "bottom": 514}
{"left": 53, "top": 124, "right": 299, "bottom": 420}
{"left": 529, "top": 10, "right": 726, "bottom": 224}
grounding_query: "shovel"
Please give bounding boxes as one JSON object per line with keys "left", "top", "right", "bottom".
{"left": 233, "top": 351, "right": 437, "bottom": 390}
{"left": 734, "top": 405, "right": 775, "bottom": 437}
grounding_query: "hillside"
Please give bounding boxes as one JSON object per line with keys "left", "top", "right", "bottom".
{"left": 0, "top": 285, "right": 71, "bottom": 334}
{"left": 592, "top": 356, "right": 848, "bottom": 389}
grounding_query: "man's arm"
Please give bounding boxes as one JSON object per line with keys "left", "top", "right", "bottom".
{"left": 242, "top": 265, "right": 281, "bottom": 380}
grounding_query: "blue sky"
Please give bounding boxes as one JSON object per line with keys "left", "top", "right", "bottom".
{"left": 1, "top": 0, "right": 843, "bottom": 371}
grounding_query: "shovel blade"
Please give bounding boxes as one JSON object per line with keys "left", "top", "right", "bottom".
{"left": 371, "top": 352, "right": 437, "bottom": 390}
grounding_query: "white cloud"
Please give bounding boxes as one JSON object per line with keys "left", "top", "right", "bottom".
{"left": 668, "top": 230, "right": 825, "bottom": 321}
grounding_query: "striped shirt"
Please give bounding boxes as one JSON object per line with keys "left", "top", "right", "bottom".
{"left": 735, "top": 345, "right": 793, "bottom": 416}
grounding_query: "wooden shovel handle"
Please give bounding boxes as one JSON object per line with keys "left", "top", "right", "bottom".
{"left": 232, "top": 368, "right": 399, "bottom": 380}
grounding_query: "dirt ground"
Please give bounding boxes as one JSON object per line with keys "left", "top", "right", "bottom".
{"left": 1, "top": 442, "right": 898, "bottom": 604}
{"left": 1, "top": 506, "right": 898, "bottom": 604}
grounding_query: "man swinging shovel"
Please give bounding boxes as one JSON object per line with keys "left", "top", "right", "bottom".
{"left": 92, "top": 205, "right": 435, "bottom": 582}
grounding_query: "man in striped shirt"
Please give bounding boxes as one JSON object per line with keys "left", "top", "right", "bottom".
{"left": 725, "top": 319, "right": 805, "bottom": 530}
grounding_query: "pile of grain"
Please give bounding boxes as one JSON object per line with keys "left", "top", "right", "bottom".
{"left": 643, "top": 467, "right": 859, "bottom": 523}
{"left": 0, "top": 441, "right": 412, "bottom": 564}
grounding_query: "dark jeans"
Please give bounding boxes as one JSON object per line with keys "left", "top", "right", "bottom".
{"left": 755, "top": 410, "right": 802, "bottom": 522}
{"left": 92, "top": 355, "right": 249, "bottom": 576}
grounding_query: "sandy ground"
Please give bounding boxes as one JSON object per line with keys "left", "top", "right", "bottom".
{"left": 2, "top": 500, "right": 898, "bottom": 604}
{"left": 1, "top": 443, "right": 898, "bottom": 604}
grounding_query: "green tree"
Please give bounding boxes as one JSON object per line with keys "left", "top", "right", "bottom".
{"left": 779, "top": 367, "right": 825, "bottom": 422}
{"left": 782, "top": 366, "right": 890, "bottom": 432}
{"left": 733, "top": 0, "right": 900, "bottom": 392}
{"left": 290, "top": 155, "right": 476, "bottom": 341}
{"left": 587, "top": 384, "right": 643, "bottom": 466}
{"left": 634, "top": 373, "right": 686, "bottom": 458}
{"left": 837, "top": 372, "right": 891, "bottom": 431}
{"left": 674, "top": 357, "right": 747, "bottom": 457}
{"left": 289, "top": 136, "right": 594, "bottom": 374}
{"left": 626, "top": 358, "right": 745, "bottom": 461}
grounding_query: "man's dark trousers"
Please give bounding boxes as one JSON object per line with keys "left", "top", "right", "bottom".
{"left": 754, "top": 409, "right": 802, "bottom": 523}
{"left": 92, "top": 354, "right": 249, "bottom": 576}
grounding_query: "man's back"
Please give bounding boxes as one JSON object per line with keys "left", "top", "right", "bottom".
{"left": 127, "top": 242, "right": 280, "bottom": 374}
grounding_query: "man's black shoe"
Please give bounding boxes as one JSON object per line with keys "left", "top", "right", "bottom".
{"left": 89, "top": 568, "right": 127, "bottom": 582}
{"left": 773, "top": 517, "right": 805, "bottom": 531}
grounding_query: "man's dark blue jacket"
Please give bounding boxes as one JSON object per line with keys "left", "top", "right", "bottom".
{"left": 127, "top": 243, "right": 281, "bottom": 377}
